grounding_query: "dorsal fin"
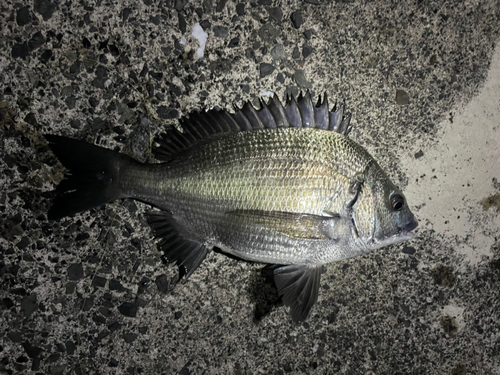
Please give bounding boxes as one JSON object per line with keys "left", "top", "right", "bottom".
{"left": 153, "top": 91, "right": 352, "bottom": 161}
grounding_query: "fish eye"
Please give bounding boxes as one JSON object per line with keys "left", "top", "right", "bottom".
{"left": 390, "top": 193, "right": 405, "bottom": 211}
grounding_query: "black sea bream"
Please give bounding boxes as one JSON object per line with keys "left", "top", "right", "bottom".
{"left": 45, "top": 92, "right": 418, "bottom": 321}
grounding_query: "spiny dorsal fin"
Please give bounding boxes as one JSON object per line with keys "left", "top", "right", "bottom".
{"left": 153, "top": 91, "right": 352, "bottom": 161}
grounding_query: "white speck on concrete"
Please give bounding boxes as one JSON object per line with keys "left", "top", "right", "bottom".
{"left": 192, "top": 22, "right": 208, "bottom": 58}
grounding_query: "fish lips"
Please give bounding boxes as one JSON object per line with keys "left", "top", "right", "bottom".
{"left": 370, "top": 217, "right": 418, "bottom": 249}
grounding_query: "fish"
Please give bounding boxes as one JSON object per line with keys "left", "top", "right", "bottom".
{"left": 44, "top": 92, "right": 418, "bottom": 322}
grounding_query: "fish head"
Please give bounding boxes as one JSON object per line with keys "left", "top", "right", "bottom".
{"left": 354, "top": 163, "right": 418, "bottom": 251}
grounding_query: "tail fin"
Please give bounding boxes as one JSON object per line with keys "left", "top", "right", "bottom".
{"left": 45, "top": 135, "right": 132, "bottom": 220}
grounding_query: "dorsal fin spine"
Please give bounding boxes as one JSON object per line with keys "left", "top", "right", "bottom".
{"left": 153, "top": 92, "right": 351, "bottom": 161}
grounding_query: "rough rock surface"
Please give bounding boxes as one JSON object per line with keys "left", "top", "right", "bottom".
{"left": 1, "top": 0, "right": 500, "bottom": 374}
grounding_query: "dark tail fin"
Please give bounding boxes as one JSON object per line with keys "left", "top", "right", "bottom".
{"left": 45, "top": 135, "right": 133, "bottom": 220}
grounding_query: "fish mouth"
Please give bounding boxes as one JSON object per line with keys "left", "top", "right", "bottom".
{"left": 400, "top": 218, "right": 418, "bottom": 240}
{"left": 369, "top": 218, "right": 418, "bottom": 249}
{"left": 402, "top": 219, "right": 418, "bottom": 234}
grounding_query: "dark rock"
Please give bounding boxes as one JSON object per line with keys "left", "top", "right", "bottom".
{"left": 51, "top": 364, "right": 65, "bottom": 375}
{"left": 302, "top": 44, "right": 313, "bottom": 59}
{"left": 157, "top": 106, "right": 179, "bottom": 119}
{"left": 122, "top": 7, "right": 132, "bottom": 21}
{"left": 16, "top": 7, "right": 32, "bottom": 26}
{"left": 396, "top": 89, "right": 410, "bottom": 105}
{"left": 92, "top": 117, "right": 106, "bottom": 130}
{"left": 258, "top": 0, "right": 272, "bottom": 4}
{"left": 402, "top": 246, "right": 416, "bottom": 255}
{"left": 202, "top": 0, "right": 213, "bottom": 13}
{"left": 65, "top": 282, "right": 76, "bottom": 294}
{"left": 95, "top": 65, "right": 108, "bottom": 79}
{"left": 304, "top": 0, "right": 320, "bottom": 4}
{"left": 11, "top": 287, "right": 27, "bottom": 296}
{"left": 155, "top": 274, "right": 170, "bottom": 293}
{"left": 21, "top": 294, "right": 38, "bottom": 318}
{"left": 108, "top": 321, "right": 122, "bottom": 332}
{"left": 303, "top": 29, "right": 312, "bottom": 40}
{"left": 16, "top": 237, "right": 30, "bottom": 249}
{"left": 228, "top": 37, "right": 239, "bottom": 48}
{"left": 149, "top": 15, "right": 161, "bottom": 26}
{"left": 24, "top": 112, "right": 38, "bottom": 127}
{"left": 82, "top": 37, "right": 91, "bottom": 48}
{"left": 98, "top": 306, "right": 112, "bottom": 317}
{"left": 70, "top": 61, "right": 81, "bottom": 74}
{"left": 258, "top": 23, "right": 279, "bottom": 43}
{"left": 40, "top": 49, "right": 53, "bottom": 62}
{"left": 236, "top": 3, "right": 245, "bottom": 16}
{"left": 7, "top": 331, "right": 23, "bottom": 343}
{"left": 277, "top": 72, "right": 285, "bottom": 84}
{"left": 28, "top": 31, "right": 46, "bottom": 51}
{"left": 12, "top": 43, "right": 30, "bottom": 59}
{"left": 216, "top": 0, "right": 228, "bottom": 12}
{"left": 65, "top": 96, "right": 76, "bottom": 109}
{"left": 2, "top": 297, "right": 14, "bottom": 309}
{"left": 61, "top": 86, "right": 73, "bottom": 96}
{"left": 267, "top": 7, "right": 282, "bottom": 22}
{"left": 260, "top": 63, "right": 275, "bottom": 78}
{"left": 34, "top": 0, "right": 57, "bottom": 21}
{"left": 67, "top": 263, "right": 84, "bottom": 280}
{"left": 123, "top": 332, "right": 138, "bottom": 343}
{"left": 69, "top": 119, "right": 80, "bottom": 128}
{"left": 213, "top": 26, "right": 229, "bottom": 38}
{"left": 22, "top": 342, "right": 42, "bottom": 358}
{"left": 294, "top": 69, "right": 312, "bottom": 88}
{"left": 291, "top": 10, "right": 304, "bottom": 29}
{"left": 149, "top": 72, "right": 163, "bottom": 81}
{"left": 109, "top": 279, "right": 126, "bottom": 292}
{"left": 292, "top": 46, "right": 300, "bottom": 60}
{"left": 200, "top": 19, "right": 211, "bottom": 29}
{"left": 271, "top": 44, "right": 286, "bottom": 61}
{"left": 414, "top": 150, "right": 424, "bottom": 159}
{"left": 82, "top": 296, "right": 94, "bottom": 311}
{"left": 118, "top": 301, "right": 137, "bottom": 317}
{"left": 178, "top": 11, "right": 186, "bottom": 33}
{"left": 91, "top": 275, "right": 107, "bottom": 288}
{"left": 174, "top": 311, "right": 182, "bottom": 319}
{"left": 65, "top": 340, "right": 77, "bottom": 355}
{"left": 175, "top": 0, "right": 188, "bottom": 11}
{"left": 89, "top": 97, "right": 99, "bottom": 108}
{"left": 179, "top": 362, "right": 191, "bottom": 375}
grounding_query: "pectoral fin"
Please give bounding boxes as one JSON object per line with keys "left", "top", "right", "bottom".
{"left": 226, "top": 210, "right": 343, "bottom": 241}
{"left": 267, "top": 264, "right": 325, "bottom": 322}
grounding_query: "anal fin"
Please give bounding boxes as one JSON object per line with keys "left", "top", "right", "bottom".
{"left": 147, "top": 210, "right": 208, "bottom": 280}
{"left": 267, "top": 264, "right": 325, "bottom": 322}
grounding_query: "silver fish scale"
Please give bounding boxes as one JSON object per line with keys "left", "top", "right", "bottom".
{"left": 125, "top": 128, "right": 375, "bottom": 264}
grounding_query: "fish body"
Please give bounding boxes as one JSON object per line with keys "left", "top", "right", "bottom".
{"left": 45, "top": 92, "right": 418, "bottom": 321}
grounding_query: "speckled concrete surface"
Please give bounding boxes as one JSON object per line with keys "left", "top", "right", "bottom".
{"left": 1, "top": 0, "right": 500, "bottom": 374}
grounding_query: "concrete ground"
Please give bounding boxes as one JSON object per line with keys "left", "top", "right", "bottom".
{"left": 1, "top": 0, "right": 499, "bottom": 374}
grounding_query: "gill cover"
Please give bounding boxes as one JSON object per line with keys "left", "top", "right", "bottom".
{"left": 361, "top": 162, "right": 418, "bottom": 249}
